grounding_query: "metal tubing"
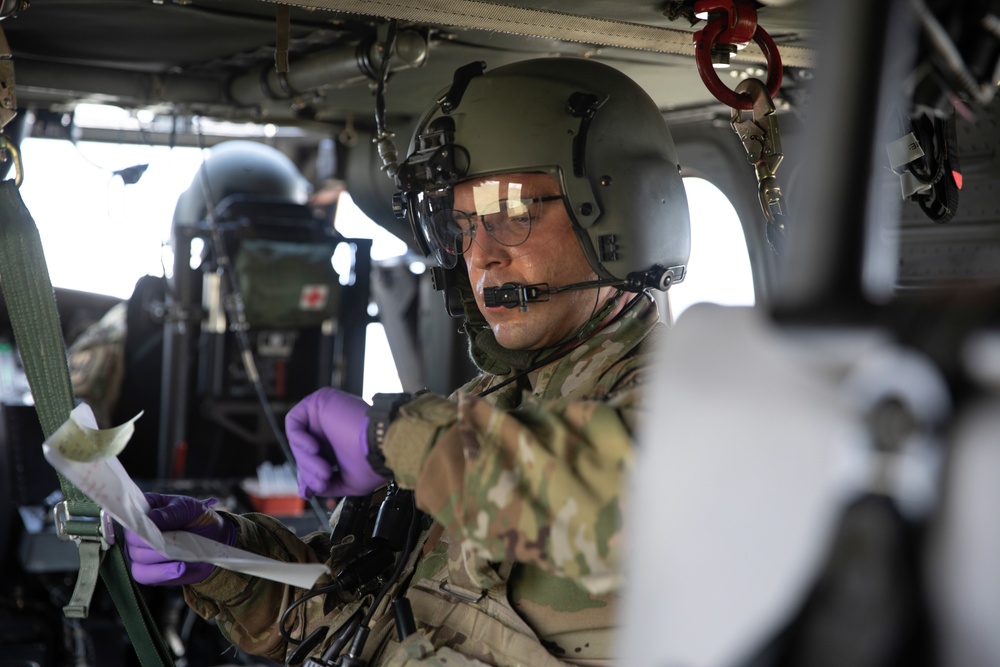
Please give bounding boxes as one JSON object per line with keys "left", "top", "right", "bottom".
{"left": 158, "top": 226, "right": 195, "bottom": 479}
{"left": 228, "top": 31, "right": 428, "bottom": 106}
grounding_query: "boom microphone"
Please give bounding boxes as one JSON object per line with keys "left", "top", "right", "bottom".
{"left": 483, "top": 266, "right": 680, "bottom": 311}
{"left": 483, "top": 280, "right": 611, "bottom": 310}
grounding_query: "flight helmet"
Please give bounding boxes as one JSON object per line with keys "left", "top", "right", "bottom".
{"left": 172, "top": 140, "right": 310, "bottom": 228}
{"left": 395, "top": 57, "right": 691, "bottom": 292}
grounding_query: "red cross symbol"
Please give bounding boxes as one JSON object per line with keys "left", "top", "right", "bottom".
{"left": 299, "top": 284, "right": 329, "bottom": 311}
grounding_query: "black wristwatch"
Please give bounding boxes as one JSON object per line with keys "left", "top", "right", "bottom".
{"left": 366, "top": 392, "right": 412, "bottom": 477}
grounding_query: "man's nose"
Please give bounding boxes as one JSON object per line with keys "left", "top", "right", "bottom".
{"left": 468, "top": 226, "right": 511, "bottom": 270}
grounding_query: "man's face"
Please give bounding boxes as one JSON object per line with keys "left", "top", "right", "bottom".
{"left": 456, "top": 172, "right": 603, "bottom": 350}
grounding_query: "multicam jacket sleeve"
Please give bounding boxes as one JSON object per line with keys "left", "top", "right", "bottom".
{"left": 67, "top": 301, "right": 127, "bottom": 428}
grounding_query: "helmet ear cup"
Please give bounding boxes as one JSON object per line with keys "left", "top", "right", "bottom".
{"left": 585, "top": 154, "right": 691, "bottom": 283}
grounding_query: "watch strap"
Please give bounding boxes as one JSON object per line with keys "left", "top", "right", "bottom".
{"left": 366, "top": 392, "right": 412, "bottom": 476}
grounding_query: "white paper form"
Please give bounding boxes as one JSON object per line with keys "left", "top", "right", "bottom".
{"left": 42, "top": 404, "right": 328, "bottom": 589}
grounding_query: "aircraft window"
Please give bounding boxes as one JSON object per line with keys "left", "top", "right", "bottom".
{"left": 19, "top": 137, "right": 205, "bottom": 298}
{"left": 331, "top": 192, "right": 409, "bottom": 268}
{"left": 332, "top": 192, "right": 407, "bottom": 401}
{"left": 361, "top": 322, "right": 404, "bottom": 402}
{"left": 668, "top": 177, "right": 756, "bottom": 321}
{"left": 19, "top": 136, "right": 406, "bottom": 402}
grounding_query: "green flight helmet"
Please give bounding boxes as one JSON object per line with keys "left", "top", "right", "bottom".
{"left": 398, "top": 57, "right": 690, "bottom": 290}
{"left": 172, "top": 140, "right": 309, "bottom": 229}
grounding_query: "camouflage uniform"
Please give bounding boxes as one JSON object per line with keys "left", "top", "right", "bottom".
{"left": 67, "top": 301, "right": 127, "bottom": 428}
{"left": 184, "top": 296, "right": 662, "bottom": 666}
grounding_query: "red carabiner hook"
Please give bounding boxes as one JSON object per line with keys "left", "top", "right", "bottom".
{"left": 693, "top": 0, "right": 783, "bottom": 111}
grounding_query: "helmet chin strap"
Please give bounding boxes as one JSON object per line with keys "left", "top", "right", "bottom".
{"left": 483, "top": 266, "right": 676, "bottom": 311}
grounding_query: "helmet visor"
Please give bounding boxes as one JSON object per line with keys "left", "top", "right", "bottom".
{"left": 412, "top": 189, "right": 462, "bottom": 269}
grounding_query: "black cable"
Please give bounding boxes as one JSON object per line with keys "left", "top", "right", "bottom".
{"left": 905, "top": 114, "right": 946, "bottom": 186}
{"left": 548, "top": 277, "right": 628, "bottom": 295}
{"left": 373, "top": 21, "right": 402, "bottom": 178}
{"left": 588, "top": 279, "right": 601, "bottom": 322}
{"left": 363, "top": 500, "right": 421, "bottom": 630}
{"left": 374, "top": 21, "right": 398, "bottom": 139}
{"left": 905, "top": 112, "right": 960, "bottom": 223}
{"left": 192, "top": 128, "right": 331, "bottom": 530}
{"left": 332, "top": 498, "right": 423, "bottom": 663}
{"left": 317, "top": 608, "right": 363, "bottom": 663}
{"left": 279, "top": 581, "right": 344, "bottom": 645}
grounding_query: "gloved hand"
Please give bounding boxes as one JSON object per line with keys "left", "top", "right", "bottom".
{"left": 125, "top": 492, "right": 236, "bottom": 586}
{"left": 285, "top": 387, "right": 385, "bottom": 499}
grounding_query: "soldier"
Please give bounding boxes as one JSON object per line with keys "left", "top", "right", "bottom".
{"left": 124, "top": 57, "right": 691, "bottom": 665}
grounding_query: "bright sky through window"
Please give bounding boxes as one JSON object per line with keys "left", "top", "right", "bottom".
{"left": 668, "top": 177, "right": 756, "bottom": 320}
{"left": 19, "top": 137, "right": 405, "bottom": 401}
{"left": 20, "top": 138, "right": 204, "bottom": 298}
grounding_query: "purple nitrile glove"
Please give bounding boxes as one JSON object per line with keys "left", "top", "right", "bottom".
{"left": 285, "top": 387, "right": 386, "bottom": 499}
{"left": 124, "top": 492, "right": 236, "bottom": 586}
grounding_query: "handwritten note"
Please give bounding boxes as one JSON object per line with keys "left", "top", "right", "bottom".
{"left": 43, "top": 404, "right": 327, "bottom": 589}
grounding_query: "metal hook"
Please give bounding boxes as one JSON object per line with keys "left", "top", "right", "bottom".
{"left": 0, "top": 135, "right": 23, "bottom": 187}
{"left": 731, "top": 78, "right": 786, "bottom": 229}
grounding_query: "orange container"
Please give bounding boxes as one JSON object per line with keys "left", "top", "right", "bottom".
{"left": 241, "top": 478, "right": 305, "bottom": 516}
{"left": 245, "top": 492, "right": 305, "bottom": 516}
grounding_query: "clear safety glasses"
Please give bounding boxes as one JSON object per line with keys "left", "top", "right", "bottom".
{"left": 416, "top": 193, "right": 564, "bottom": 269}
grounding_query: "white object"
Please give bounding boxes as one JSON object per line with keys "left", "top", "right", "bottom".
{"left": 43, "top": 404, "right": 328, "bottom": 589}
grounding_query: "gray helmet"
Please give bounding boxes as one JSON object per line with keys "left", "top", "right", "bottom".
{"left": 173, "top": 140, "right": 309, "bottom": 228}
{"left": 396, "top": 57, "right": 690, "bottom": 290}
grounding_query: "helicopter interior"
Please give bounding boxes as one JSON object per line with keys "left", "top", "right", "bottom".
{"left": 0, "top": 0, "right": 999, "bottom": 665}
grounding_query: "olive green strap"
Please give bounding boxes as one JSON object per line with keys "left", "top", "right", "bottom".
{"left": 0, "top": 181, "right": 88, "bottom": 505}
{"left": 0, "top": 179, "right": 174, "bottom": 667}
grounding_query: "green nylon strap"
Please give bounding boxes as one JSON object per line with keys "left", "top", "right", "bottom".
{"left": 0, "top": 179, "right": 174, "bottom": 667}
{"left": 64, "top": 541, "right": 103, "bottom": 618}
{"left": 0, "top": 181, "right": 92, "bottom": 508}
{"left": 103, "top": 544, "right": 177, "bottom": 663}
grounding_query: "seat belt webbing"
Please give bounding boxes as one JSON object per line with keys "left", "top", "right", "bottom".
{"left": 268, "top": 0, "right": 815, "bottom": 68}
{"left": 0, "top": 179, "right": 174, "bottom": 667}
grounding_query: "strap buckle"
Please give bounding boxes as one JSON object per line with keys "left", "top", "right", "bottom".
{"left": 438, "top": 579, "right": 486, "bottom": 603}
{"left": 53, "top": 500, "right": 116, "bottom": 550}
{"left": 53, "top": 501, "right": 116, "bottom": 618}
